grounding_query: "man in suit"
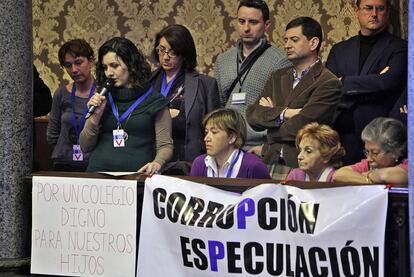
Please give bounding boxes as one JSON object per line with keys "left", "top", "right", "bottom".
{"left": 247, "top": 17, "right": 341, "bottom": 179}
{"left": 326, "top": 0, "right": 407, "bottom": 165}
{"left": 214, "top": 0, "right": 290, "bottom": 156}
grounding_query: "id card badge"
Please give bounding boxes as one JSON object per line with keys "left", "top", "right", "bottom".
{"left": 231, "top": 92, "right": 246, "bottom": 105}
{"left": 72, "top": 145, "right": 83, "bottom": 161}
{"left": 113, "top": 129, "right": 125, "bottom": 147}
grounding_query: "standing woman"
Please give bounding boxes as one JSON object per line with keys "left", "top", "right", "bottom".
{"left": 151, "top": 24, "right": 220, "bottom": 162}
{"left": 47, "top": 39, "right": 96, "bottom": 171}
{"left": 80, "top": 37, "right": 173, "bottom": 173}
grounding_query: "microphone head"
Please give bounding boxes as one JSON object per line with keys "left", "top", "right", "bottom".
{"left": 103, "top": 78, "right": 115, "bottom": 89}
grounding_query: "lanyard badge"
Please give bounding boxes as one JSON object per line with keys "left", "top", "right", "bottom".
{"left": 113, "top": 128, "right": 126, "bottom": 147}
{"left": 71, "top": 81, "right": 96, "bottom": 161}
{"left": 108, "top": 87, "right": 153, "bottom": 148}
{"left": 72, "top": 145, "right": 83, "bottom": 161}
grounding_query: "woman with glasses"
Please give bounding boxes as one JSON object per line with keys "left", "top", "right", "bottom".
{"left": 150, "top": 24, "right": 220, "bottom": 163}
{"left": 80, "top": 37, "right": 173, "bottom": 173}
{"left": 333, "top": 117, "right": 408, "bottom": 185}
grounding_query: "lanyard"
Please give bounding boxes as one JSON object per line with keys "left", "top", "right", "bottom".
{"left": 213, "top": 149, "right": 242, "bottom": 178}
{"left": 160, "top": 72, "right": 177, "bottom": 97}
{"left": 107, "top": 86, "right": 153, "bottom": 126}
{"left": 71, "top": 80, "right": 96, "bottom": 142}
{"left": 236, "top": 56, "right": 254, "bottom": 93}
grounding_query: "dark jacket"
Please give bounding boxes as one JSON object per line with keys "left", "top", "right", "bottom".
{"left": 151, "top": 68, "right": 220, "bottom": 162}
{"left": 326, "top": 30, "right": 407, "bottom": 131}
{"left": 326, "top": 30, "right": 407, "bottom": 164}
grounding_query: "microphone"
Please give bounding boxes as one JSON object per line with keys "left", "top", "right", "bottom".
{"left": 85, "top": 78, "right": 115, "bottom": 119}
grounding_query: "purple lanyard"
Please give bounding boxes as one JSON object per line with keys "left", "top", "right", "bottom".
{"left": 71, "top": 80, "right": 96, "bottom": 142}
{"left": 213, "top": 149, "right": 242, "bottom": 178}
{"left": 107, "top": 87, "right": 153, "bottom": 126}
{"left": 160, "top": 72, "right": 177, "bottom": 97}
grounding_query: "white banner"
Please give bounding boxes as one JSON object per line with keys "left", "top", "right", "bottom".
{"left": 137, "top": 175, "right": 388, "bottom": 277}
{"left": 31, "top": 176, "right": 137, "bottom": 277}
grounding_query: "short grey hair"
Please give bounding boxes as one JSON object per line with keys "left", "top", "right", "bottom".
{"left": 361, "top": 117, "right": 407, "bottom": 159}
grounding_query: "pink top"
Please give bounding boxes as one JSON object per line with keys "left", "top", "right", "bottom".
{"left": 351, "top": 159, "right": 408, "bottom": 173}
{"left": 287, "top": 167, "right": 335, "bottom": 182}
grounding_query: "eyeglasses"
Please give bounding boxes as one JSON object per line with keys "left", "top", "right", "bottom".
{"left": 360, "top": 5, "right": 387, "bottom": 14}
{"left": 156, "top": 46, "right": 178, "bottom": 58}
{"left": 363, "top": 149, "right": 385, "bottom": 159}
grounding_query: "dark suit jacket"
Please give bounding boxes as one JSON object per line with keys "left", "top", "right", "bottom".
{"left": 151, "top": 68, "right": 219, "bottom": 162}
{"left": 246, "top": 61, "right": 341, "bottom": 167}
{"left": 389, "top": 86, "right": 407, "bottom": 126}
{"left": 326, "top": 30, "right": 407, "bottom": 131}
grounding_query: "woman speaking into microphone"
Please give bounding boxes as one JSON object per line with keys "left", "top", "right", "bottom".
{"left": 80, "top": 37, "right": 173, "bottom": 173}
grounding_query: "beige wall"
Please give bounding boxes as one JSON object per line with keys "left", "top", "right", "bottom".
{"left": 33, "top": 0, "right": 408, "bottom": 93}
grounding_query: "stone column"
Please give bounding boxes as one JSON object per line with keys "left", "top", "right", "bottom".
{"left": 0, "top": 0, "right": 33, "bottom": 267}
{"left": 409, "top": 0, "right": 414, "bottom": 273}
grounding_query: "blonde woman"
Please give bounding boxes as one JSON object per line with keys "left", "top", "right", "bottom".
{"left": 190, "top": 109, "right": 270, "bottom": 179}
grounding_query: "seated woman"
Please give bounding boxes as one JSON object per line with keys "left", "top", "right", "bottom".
{"left": 333, "top": 117, "right": 408, "bottom": 185}
{"left": 80, "top": 37, "right": 173, "bottom": 173}
{"left": 150, "top": 24, "right": 219, "bottom": 162}
{"left": 190, "top": 109, "right": 270, "bottom": 179}
{"left": 287, "top": 123, "right": 345, "bottom": 182}
{"left": 47, "top": 39, "right": 96, "bottom": 171}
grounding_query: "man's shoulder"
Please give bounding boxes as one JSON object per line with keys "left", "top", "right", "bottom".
{"left": 216, "top": 47, "right": 238, "bottom": 60}
{"left": 269, "top": 65, "right": 292, "bottom": 78}
{"left": 260, "top": 45, "right": 290, "bottom": 69}
{"left": 265, "top": 45, "right": 287, "bottom": 57}
{"left": 316, "top": 64, "right": 342, "bottom": 87}
{"left": 384, "top": 32, "right": 408, "bottom": 47}
{"left": 307, "top": 61, "right": 341, "bottom": 85}
{"left": 217, "top": 44, "right": 286, "bottom": 60}
{"left": 330, "top": 35, "right": 358, "bottom": 52}
{"left": 331, "top": 31, "right": 407, "bottom": 51}
{"left": 320, "top": 65, "right": 341, "bottom": 79}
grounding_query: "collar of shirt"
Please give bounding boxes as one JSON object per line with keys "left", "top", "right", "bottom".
{"left": 292, "top": 59, "right": 319, "bottom": 88}
{"left": 204, "top": 149, "right": 244, "bottom": 178}
{"left": 237, "top": 38, "right": 266, "bottom": 64}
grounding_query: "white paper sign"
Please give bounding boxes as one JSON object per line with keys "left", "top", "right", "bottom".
{"left": 137, "top": 175, "right": 388, "bottom": 277}
{"left": 31, "top": 176, "right": 137, "bottom": 277}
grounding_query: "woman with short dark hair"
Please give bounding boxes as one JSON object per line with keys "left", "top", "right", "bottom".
{"left": 150, "top": 24, "right": 219, "bottom": 162}
{"left": 47, "top": 39, "right": 96, "bottom": 171}
{"left": 333, "top": 117, "right": 408, "bottom": 185}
